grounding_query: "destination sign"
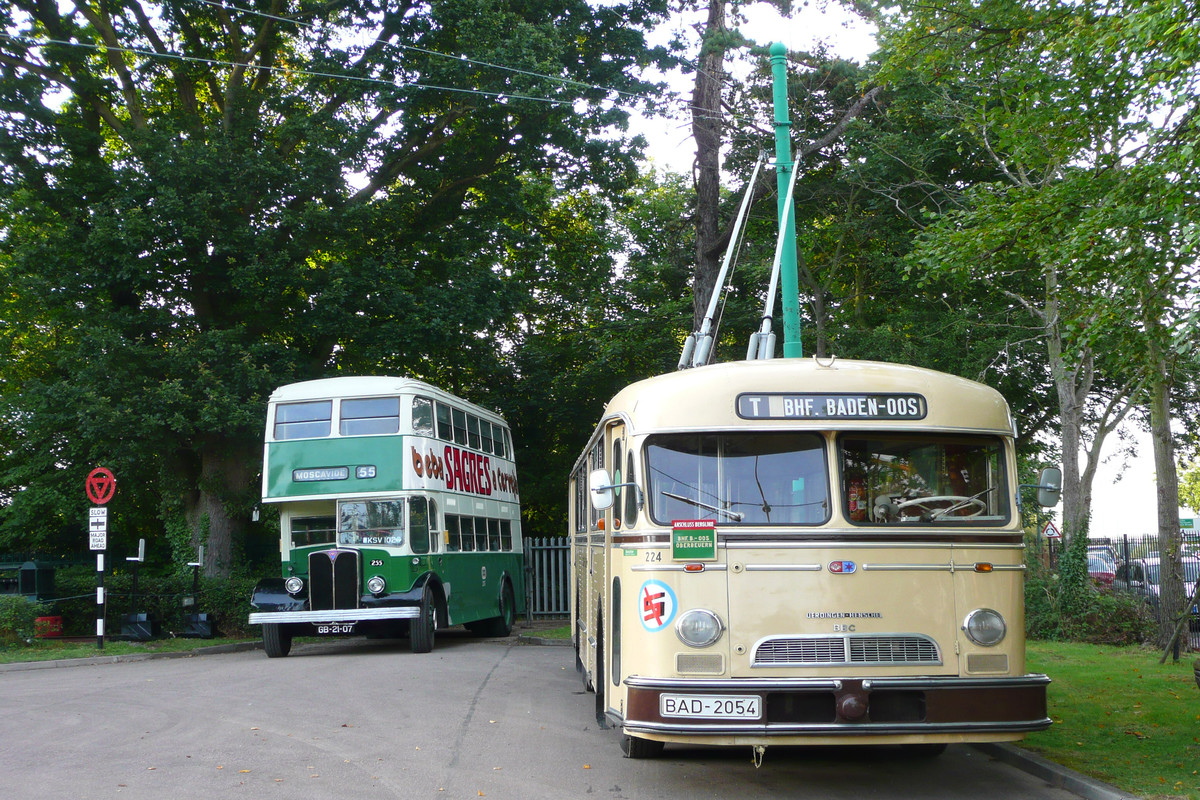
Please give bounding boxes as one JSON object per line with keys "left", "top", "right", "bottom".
{"left": 737, "top": 393, "right": 927, "bottom": 421}
{"left": 293, "top": 467, "right": 350, "bottom": 482}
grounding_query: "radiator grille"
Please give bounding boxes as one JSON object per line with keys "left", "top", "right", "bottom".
{"left": 308, "top": 549, "right": 361, "bottom": 611}
{"left": 754, "top": 634, "right": 941, "bottom": 667}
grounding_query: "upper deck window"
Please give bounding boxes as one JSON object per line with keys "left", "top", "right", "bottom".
{"left": 274, "top": 400, "right": 332, "bottom": 440}
{"left": 841, "top": 434, "right": 1008, "bottom": 525}
{"left": 646, "top": 433, "right": 829, "bottom": 526}
{"left": 340, "top": 397, "right": 400, "bottom": 436}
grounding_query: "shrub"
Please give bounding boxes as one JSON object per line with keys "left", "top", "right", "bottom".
{"left": 1025, "top": 573, "right": 1156, "bottom": 646}
{"left": 0, "top": 595, "right": 50, "bottom": 646}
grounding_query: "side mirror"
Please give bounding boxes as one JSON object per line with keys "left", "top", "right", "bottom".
{"left": 589, "top": 469, "right": 615, "bottom": 511}
{"left": 1036, "top": 467, "right": 1062, "bottom": 508}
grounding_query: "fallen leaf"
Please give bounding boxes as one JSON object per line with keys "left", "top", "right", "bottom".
{"left": 583, "top": 764, "right": 591, "bottom": 769}
{"left": 239, "top": 770, "right": 251, "bottom": 774}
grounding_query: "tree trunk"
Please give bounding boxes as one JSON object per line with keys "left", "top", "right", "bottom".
{"left": 182, "top": 443, "right": 257, "bottom": 578}
{"left": 1142, "top": 297, "right": 1184, "bottom": 649}
{"left": 691, "top": 0, "right": 728, "bottom": 332}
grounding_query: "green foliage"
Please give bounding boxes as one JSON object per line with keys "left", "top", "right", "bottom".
{"left": 1025, "top": 567, "right": 1156, "bottom": 647}
{"left": 0, "top": 0, "right": 672, "bottom": 566}
{"left": 0, "top": 596, "right": 50, "bottom": 646}
{"left": 45, "top": 566, "right": 256, "bottom": 638}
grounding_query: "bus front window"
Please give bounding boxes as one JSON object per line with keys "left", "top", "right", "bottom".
{"left": 841, "top": 435, "right": 1008, "bottom": 525}
{"left": 338, "top": 499, "right": 405, "bottom": 545}
{"left": 646, "top": 433, "right": 828, "bottom": 526}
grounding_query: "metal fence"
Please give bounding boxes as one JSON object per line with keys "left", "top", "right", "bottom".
{"left": 523, "top": 537, "right": 570, "bottom": 620}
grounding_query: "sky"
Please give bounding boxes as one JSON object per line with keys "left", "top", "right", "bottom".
{"left": 630, "top": 4, "right": 1197, "bottom": 541}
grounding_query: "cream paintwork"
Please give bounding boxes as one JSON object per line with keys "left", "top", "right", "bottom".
{"left": 569, "top": 358, "right": 1042, "bottom": 749}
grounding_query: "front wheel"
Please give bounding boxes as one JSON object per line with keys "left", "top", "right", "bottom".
{"left": 262, "top": 623, "right": 292, "bottom": 658}
{"left": 410, "top": 585, "right": 437, "bottom": 654}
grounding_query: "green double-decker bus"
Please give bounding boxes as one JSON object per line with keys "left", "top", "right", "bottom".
{"left": 249, "top": 376, "right": 524, "bottom": 657}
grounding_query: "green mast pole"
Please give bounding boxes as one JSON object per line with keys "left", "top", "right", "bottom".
{"left": 770, "top": 42, "right": 803, "bottom": 358}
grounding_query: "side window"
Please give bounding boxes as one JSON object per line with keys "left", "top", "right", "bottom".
{"left": 446, "top": 515, "right": 461, "bottom": 552}
{"left": 340, "top": 397, "right": 400, "bottom": 436}
{"left": 488, "top": 518, "right": 501, "bottom": 551}
{"left": 290, "top": 515, "right": 336, "bottom": 547}
{"left": 274, "top": 400, "right": 331, "bottom": 440}
{"left": 410, "top": 496, "right": 430, "bottom": 555}
{"left": 412, "top": 397, "right": 434, "bottom": 436}
{"left": 427, "top": 498, "right": 439, "bottom": 553}
{"left": 475, "top": 519, "right": 486, "bottom": 551}
{"left": 624, "top": 450, "right": 638, "bottom": 526}
{"left": 436, "top": 402, "right": 453, "bottom": 441}
{"left": 453, "top": 408, "right": 469, "bottom": 445}
{"left": 612, "top": 439, "right": 623, "bottom": 529}
{"left": 459, "top": 516, "right": 474, "bottom": 552}
{"left": 467, "top": 415, "right": 482, "bottom": 450}
{"left": 480, "top": 420, "right": 495, "bottom": 454}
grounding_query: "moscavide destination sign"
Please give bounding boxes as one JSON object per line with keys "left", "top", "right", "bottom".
{"left": 736, "top": 393, "right": 927, "bottom": 421}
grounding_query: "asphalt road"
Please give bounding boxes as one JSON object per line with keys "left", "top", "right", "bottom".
{"left": 0, "top": 632, "right": 1089, "bottom": 800}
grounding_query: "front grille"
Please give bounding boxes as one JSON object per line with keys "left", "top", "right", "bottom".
{"left": 754, "top": 634, "right": 941, "bottom": 667}
{"left": 308, "top": 549, "right": 361, "bottom": 611}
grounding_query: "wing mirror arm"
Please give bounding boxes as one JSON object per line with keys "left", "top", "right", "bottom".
{"left": 1017, "top": 467, "right": 1062, "bottom": 514}
{"left": 588, "top": 468, "right": 644, "bottom": 511}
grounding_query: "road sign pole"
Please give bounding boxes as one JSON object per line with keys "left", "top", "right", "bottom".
{"left": 86, "top": 467, "right": 116, "bottom": 650}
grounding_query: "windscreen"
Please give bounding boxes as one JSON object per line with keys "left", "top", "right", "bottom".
{"left": 646, "top": 433, "right": 828, "bottom": 525}
{"left": 841, "top": 434, "right": 1008, "bottom": 525}
{"left": 337, "top": 499, "right": 405, "bottom": 545}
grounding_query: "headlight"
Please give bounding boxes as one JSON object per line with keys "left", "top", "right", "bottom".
{"left": 367, "top": 575, "right": 387, "bottom": 595}
{"left": 675, "top": 608, "right": 724, "bottom": 648}
{"left": 284, "top": 576, "right": 304, "bottom": 595}
{"left": 963, "top": 608, "right": 1007, "bottom": 646}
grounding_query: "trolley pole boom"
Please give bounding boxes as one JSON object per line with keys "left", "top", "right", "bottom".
{"left": 770, "top": 41, "right": 803, "bottom": 359}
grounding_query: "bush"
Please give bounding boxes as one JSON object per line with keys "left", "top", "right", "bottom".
{"left": 1025, "top": 574, "right": 1156, "bottom": 646}
{"left": 31, "top": 566, "right": 259, "bottom": 639}
{"left": 0, "top": 595, "right": 50, "bottom": 646}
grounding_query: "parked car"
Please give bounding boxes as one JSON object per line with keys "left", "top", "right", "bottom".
{"left": 1087, "top": 555, "right": 1115, "bottom": 588}
{"left": 1113, "top": 556, "right": 1200, "bottom": 628}
{"left": 1088, "top": 543, "right": 1119, "bottom": 568}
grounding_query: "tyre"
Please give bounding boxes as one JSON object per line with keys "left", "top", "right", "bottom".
{"left": 620, "top": 734, "right": 665, "bottom": 759}
{"left": 262, "top": 623, "right": 292, "bottom": 658}
{"left": 469, "top": 581, "right": 515, "bottom": 637}
{"left": 411, "top": 585, "right": 437, "bottom": 654}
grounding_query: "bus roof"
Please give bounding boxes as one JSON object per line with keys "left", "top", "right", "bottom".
{"left": 599, "top": 358, "right": 1014, "bottom": 437}
{"left": 269, "top": 376, "right": 507, "bottom": 424}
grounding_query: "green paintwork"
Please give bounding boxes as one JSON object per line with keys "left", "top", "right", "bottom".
{"left": 770, "top": 41, "right": 803, "bottom": 359}
{"left": 265, "top": 436, "right": 408, "bottom": 498}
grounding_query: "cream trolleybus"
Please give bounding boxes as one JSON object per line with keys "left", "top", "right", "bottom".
{"left": 570, "top": 357, "right": 1060, "bottom": 758}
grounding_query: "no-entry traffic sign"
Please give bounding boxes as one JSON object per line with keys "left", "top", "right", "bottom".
{"left": 86, "top": 467, "right": 116, "bottom": 505}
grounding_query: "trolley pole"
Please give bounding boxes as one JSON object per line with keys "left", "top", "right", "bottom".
{"left": 770, "top": 42, "right": 803, "bottom": 359}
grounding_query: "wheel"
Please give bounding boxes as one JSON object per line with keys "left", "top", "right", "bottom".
{"left": 411, "top": 585, "right": 437, "bottom": 654}
{"left": 621, "top": 734, "right": 666, "bottom": 759}
{"left": 467, "top": 581, "right": 515, "bottom": 637}
{"left": 262, "top": 623, "right": 292, "bottom": 658}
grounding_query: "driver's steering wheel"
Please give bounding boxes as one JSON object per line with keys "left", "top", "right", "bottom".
{"left": 896, "top": 494, "right": 986, "bottom": 519}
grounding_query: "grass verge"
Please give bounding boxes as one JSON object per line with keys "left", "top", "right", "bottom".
{"left": 0, "top": 637, "right": 252, "bottom": 664}
{"left": 1024, "top": 640, "right": 1200, "bottom": 800}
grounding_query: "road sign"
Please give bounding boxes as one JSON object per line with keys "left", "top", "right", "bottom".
{"left": 86, "top": 467, "right": 116, "bottom": 505}
{"left": 89, "top": 507, "right": 108, "bottom": 551}
{"left": 1041, "top": 521, "right": 1060, "bottom": 540}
